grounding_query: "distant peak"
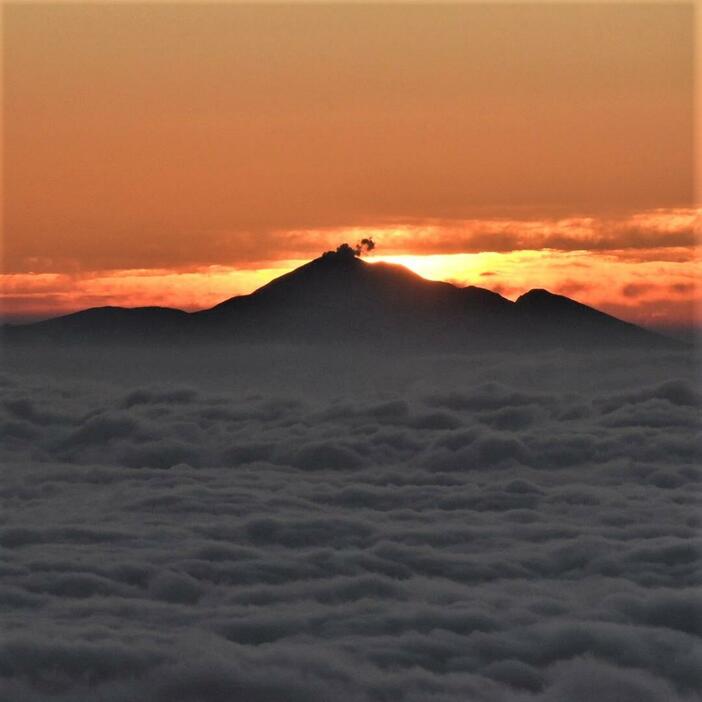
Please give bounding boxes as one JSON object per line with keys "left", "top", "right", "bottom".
{"left": 516, "top": 288, "right": 556, "bottom": 302}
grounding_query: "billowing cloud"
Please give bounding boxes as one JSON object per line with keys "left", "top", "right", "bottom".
{"left": 1, "top": 344, "right": 699, "bottom": 701}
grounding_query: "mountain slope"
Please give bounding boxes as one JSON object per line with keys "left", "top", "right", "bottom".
{"left": 195, "top": 246, "right": 517, "bottom": 346}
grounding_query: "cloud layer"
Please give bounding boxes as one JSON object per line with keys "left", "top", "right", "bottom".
{"left": 1, "top": 346, "right": 700, "bottom": 701}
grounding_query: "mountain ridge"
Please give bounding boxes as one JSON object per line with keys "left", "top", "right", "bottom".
{"left": 3, "top": 249, "right": 675, "bottom": 349}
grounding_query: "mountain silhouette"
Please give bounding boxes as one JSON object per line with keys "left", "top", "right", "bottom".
{"left": 4, "top": 247, "right": 674, "bottom": 349}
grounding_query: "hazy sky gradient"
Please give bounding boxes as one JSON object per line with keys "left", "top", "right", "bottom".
{"left": 2, "top": 3, "right": 697, "bottom": 326}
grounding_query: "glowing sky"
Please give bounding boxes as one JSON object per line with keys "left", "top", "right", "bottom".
{"left": 2, "top": 3, "right": 698, "bottom": 328}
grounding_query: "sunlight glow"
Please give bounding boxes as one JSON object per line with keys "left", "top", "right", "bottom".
{"left": 367, "top": 252, "right": 543, "bottom": 289}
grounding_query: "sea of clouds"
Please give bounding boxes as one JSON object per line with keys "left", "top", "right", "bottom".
{"left": 1, "top": 343, "right": 700, "bottom": 701}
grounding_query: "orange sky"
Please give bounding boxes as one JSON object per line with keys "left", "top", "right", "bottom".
{"left": 2, "top": 3, "right": 698, "bottom": 328}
